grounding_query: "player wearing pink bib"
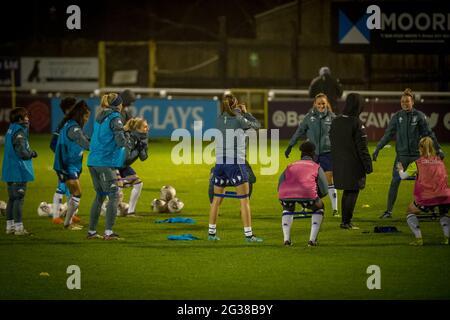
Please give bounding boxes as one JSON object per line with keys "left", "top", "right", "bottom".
{"left": 278, "top": 141, "right": 328, "bottom": 246}
{"left": 398, "top": 137, "right": 450, "bottom": 246}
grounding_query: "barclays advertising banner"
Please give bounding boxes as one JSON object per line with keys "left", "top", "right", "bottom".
{"left": 331, "top": 1, "right": 450, "bottom": 53}
{"left": 51, "top": 98, "right": 219, "bottom": 137}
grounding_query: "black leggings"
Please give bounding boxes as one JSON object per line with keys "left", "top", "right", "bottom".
{"left": 342, "top": 190, "right": 360, "bottom": 224}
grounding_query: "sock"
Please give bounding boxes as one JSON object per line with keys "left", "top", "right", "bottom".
{"left": 328, "top": 185, "right": 338, "bottom": 211}
{"left": 244, "top": 226, "right": 253, "bottom": 238}
{"left": 88, "top": 230, "right": 97, "bottom": 235}
{"left": 6, "top": 220, "right": 14, "bottom": 230}
{"left": 208, "top": 224, "right": 216, "bottom": 235}
{"left": 406, "top": 213, "right": 422, "bottom": 238}
{"left": 128, "top": 182, "right": 143, "bottom": 213}
{"left": 310, "top": 211, "right": 324, "bottom": 242}
{"left": 105, "top": 229, "right": 113, "bottom": 236}
{"left": 282, "top": 212, "right": 294, "bottom": 242}
{"left": 52, "top": 192, "right": 63, "bottom": 219}
{"left": 440, "top": 215, "right": 450, "bottom": 238}
{"left": 65, "top": 196, "right": 80, "bottom": 227}
{"left": 15, "top": 222, "right": 24, "bottom": 231}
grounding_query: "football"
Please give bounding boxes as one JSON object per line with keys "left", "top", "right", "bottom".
{"left": 160, "top": 185, "right": 176, "bottom": 201}
{"left": 101, "top": 199, "right": 129, "bottom": 216}
{"left": 0, "top": 200, "right": 6, "bottom": 216}
{"left": 118, "top": 202, "right": 130, "bottom": 216}
{"left": 152, "top": 198, "right": 168, "bottom": 213}
{"left": 167, "top": 198, "right": 184, "bottom": 213}
{"left": 37, "top": 202, "right": 52, "bottom": 217}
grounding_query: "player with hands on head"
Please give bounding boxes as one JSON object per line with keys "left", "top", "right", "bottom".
{"left": 208, "top": 93, "right": 262, "bottom": 243}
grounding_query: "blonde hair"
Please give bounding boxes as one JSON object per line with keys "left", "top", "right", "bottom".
{"left": 314, "top": 93, "right": 332, "bottom": 112}
{"left": 419, "top": 136, "right": 436, "bottom": 158}
{"left": 221, "top": 93, "right": 238, "bottom": 116}
{"left": 402, "top": 88, "right": 414, "bottom": 100}
{"left": 124, "top": 117, "right": 147, "bottom": 131}
{"left": 101, "top": 93, "right": 120, "bottom": 108}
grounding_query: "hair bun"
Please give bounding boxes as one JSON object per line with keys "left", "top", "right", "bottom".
{"left": 403, "top": 88, "right": 414, "bottom": 98}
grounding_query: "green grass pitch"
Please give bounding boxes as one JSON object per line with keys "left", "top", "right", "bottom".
{"left": 0, "top": 135, "right": 449, "bottom": 300}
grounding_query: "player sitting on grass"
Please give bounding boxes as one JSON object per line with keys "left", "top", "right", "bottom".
{"left": 278, "top": 141, "right": 328, "bottom": 246}
{"left": 2, "top": 107, "right": 38, "bottom": 235}
{"left": 49, "top": 96, "right": 77, "bottom": 224}
{"left": 397, "top": 136, "right": 450, "bottom": 246}
{"left": 117, "top": 117, "right": 149, "bottom": 216}
{"left": 53, "top": 100, "right": 91, "bottom": 230}
{"left": 208, "top": 93, "right": 262, "bottom": 242}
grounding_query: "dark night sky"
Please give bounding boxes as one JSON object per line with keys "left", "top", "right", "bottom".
{"left": 1, "top": 0, "right": 295, "bottom": 42}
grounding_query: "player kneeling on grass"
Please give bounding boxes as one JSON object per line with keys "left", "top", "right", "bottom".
{"left": 278, "top": 141, "right": 328, "bottom": 246}
{"left": 2, "top": 107, "right": 38, "bottom": 235}
{"left": 398, "top": 137, "right": 450, "bottom": 246}
{"left": 208, "top": 93, "right": 262, "bottom": 243}
{"left": 53, "top": 100, "right": 91, "bottom": 231}
{"left": 117, "top": 117, "right": 149, "bottom": 216}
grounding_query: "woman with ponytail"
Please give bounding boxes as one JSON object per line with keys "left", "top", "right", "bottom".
{"left": 207, "top": 93, "right": 262, "bottom": 243}
{"left": 397, "top": 136, "right": 450, "bottom": 246}
{"left": 53, "top": 100, "right": 91, "bottom": 230}
{"left": 116, "top": 117, "right": 149, "bottom": 216}
{"left": 86, "top": 93, "right": 132, "bottom": 240}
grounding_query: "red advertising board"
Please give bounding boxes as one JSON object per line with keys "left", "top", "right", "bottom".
{"left": 268, "top": 99, "right": 450, "bottom": 142}
{"left": 0, "top": 95, "right": 51, "bottom": 134}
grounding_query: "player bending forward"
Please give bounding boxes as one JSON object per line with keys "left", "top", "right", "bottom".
{"left": 278, "top": 141, "right": 328, "bottom": 246}
{"left": 398, "top": 136, "right": 450, "bottom": 246}
{"left": 117, "top": 117, "right": 149, "bottom": 216}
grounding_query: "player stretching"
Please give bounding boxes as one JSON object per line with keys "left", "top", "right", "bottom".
{"left": 373, "top": 88, "right": 444, "bottom": 219}
{"left": 398, "top": 137, "right": 450, "bottom": 246}
{"left": 53, "top": 100, "right": 91, "bottom": 230}
{"left": 208, "top": 93, "right": 262, "bottom": 242}
{"left": 87, "top": 93, "right": 132, "bottom": 240}
{"left": 50, "top": 97, "right": 77, "bottom": 224}
{"left": 118, "top": 117, "right": 149, "bottom": 216}
{"left": 278, "top": 141, "right": 328, "bottom": 246}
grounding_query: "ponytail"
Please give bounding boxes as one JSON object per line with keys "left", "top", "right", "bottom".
{"left": 403, "top": 88, "right": 414, "bottom": 100}
{"left": 419, "top": 136, "right": 436, "bottom": 158}
{"left": 124, "top": 117, "right": 146, "bottom": 131}
{"left": 101, "top": 93, "right": 120, "bottom": 108}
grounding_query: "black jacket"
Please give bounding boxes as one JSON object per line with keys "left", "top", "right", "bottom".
{"left": 330, "top": 94, "right": 372, "bottom": 190}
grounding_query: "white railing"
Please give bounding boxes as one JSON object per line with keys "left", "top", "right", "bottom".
{"left": 267, "top": 89, "right": 450, "bottom": 101}
{"left": 2, "top": 87, "right": 450, "bottom": 101}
